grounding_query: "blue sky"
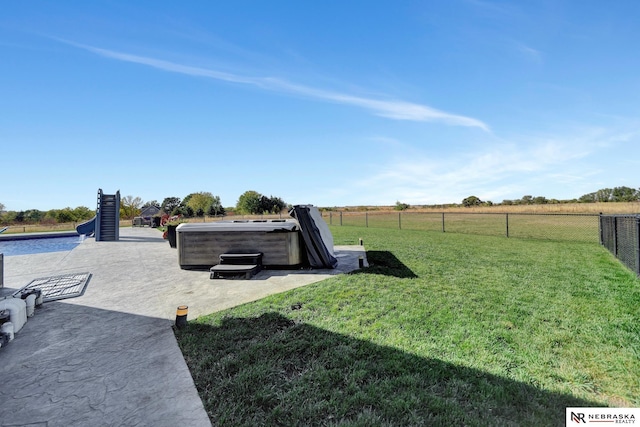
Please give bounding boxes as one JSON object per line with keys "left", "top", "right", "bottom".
{"left": 2, "top": 1, "right": 639, "bottom": 211}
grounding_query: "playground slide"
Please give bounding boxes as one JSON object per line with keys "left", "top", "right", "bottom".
{"left": 76, "top": 216, "right": 96, "bottom": 236}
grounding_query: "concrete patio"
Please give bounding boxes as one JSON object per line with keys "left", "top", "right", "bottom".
{"left": 0, "top": 226, "right": 366, "bottom": 427}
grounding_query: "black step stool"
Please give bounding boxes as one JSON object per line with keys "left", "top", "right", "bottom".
{"left": 210, "top": 253, "right": 263, "bottom": 279}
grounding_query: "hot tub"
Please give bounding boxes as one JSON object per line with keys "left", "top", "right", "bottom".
{"left": 176, "top": 220, "right": 303, "bottom": 270}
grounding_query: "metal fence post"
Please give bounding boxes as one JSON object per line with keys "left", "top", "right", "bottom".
{"left": 613, "top": 217, "right": 618, "bottom": 257}
{"left": 340, "top": 211, "right": 343, "bottom": 226}
{"left": 636, "top": 217, "right": 640, "bottom": 276}
{"left": 398, "top": 212, "right": 402, "bottom": 229}
{"left": 598, "top": 213, "right": 603, "bottom": 245}
{"left": 366, "top": 212, "right": 368, "bottom": 228}
{"left": 506, "top": 213, "right": 509, "bottom": 238}
{"left": 329, "top": 211, "right": 332, "bottom": 225}
{"left": 442, "top": 212, "right": 445, "bottom": 233}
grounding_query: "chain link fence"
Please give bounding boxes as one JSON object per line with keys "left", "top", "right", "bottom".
{"left": 324, "top": 210, "right": 640, "bottom": 276}
{"left": 323, "top": 211, "right": 600, "bottom": 243}
{"left": 600, "top": 215, "right": 640, "bottom": 276}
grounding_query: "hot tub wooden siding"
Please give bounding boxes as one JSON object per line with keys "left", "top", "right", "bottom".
{"left": 176, "top": 223, "right": 303, "bottom": 269}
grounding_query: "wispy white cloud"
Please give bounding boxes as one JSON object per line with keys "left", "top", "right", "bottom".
{"left": 62, "top": 40, "right": 490, "bottom": 131}
{"left": 514, "top": 42, "right": 543, "bottom": 63}
{"left": 336, "top": 126, "right": 638, "bottom": 205}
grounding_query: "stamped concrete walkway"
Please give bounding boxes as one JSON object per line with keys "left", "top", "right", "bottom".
{"left": 0, "top": 226, "right": 366, "bottom": 427}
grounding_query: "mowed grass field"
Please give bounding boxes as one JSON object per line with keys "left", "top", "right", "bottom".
{"left": 175, "top": 226, "right": 640, "bottom": 426}
{"left": 326, "top": 211, "right": 601, "bottom": 243}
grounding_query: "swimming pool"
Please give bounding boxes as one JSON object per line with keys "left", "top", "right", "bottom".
{"left": 0, "top": 235, "right": 84, "bottom": 256}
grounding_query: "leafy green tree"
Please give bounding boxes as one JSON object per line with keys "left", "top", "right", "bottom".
{"left": 595, "top": 188, "right": 613, "bottom": 202}
{"left": 462, "top": 196, "right": 482, "bottom": 207}
{"left": 207, "top": 196, "right": 225, "bottom": 216}
{"left": 612, "top": 186, "right": 638, "bottom": 202}
{"left": 172, "top": 204, "right": 194, "bottom": 217}
{"left": 533, "top": 196, "right": 548, "bottom": 205}
{"left": 394, "top": 201, "right": 410, "bottom": 211}
{"left": 181, "top": 194, "right": 193, "bottom": 207}
{"left": 267, "top": 196, "right": 286, "bottom": 213}
{"left": 520, "top": 195, "right": 533, "bottom": 205}
{"left": 24, "top": 209, "right": 44, "bottom": 223}
{"left": 579, "top": 187, "right": 640, "bottom": 203}
{"left": 161, "top": 197, "right": 181, "bottom": 214}
{"left": 1, "top": 211, "right": 17, "bottom": 224}
{"left": 236, "top": 190, "right": 263, "bottom": 214}
{"left": 579, "top": 193, "right": 596, "bottom": 203}
{"left": 258, "top": 195, "right": 287, "bottom": 214}
{"left": 259, "top": 196, "right": 270, "bottom": 214}
{"left": 186, "top": 192, "right": 215, "bottom": 217}
{"left": 142, "top": 200, "right": 160, "bottom": 209}
{"left": 120, "top": 195, "right": 143, "bottom": 219}
{"left": 44, "top": 209, "right": 65, "bottom": 223}
{"left": 0, "top": 202, "right": 5, "bottom": 213}
{"left": 56, "top": 208, "right": 76, "bottom": 223}
{"left": 73, "top": 206, "right": 94, "bottom": 221}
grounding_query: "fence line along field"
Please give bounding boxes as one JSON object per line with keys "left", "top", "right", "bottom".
{"left": 330, "top": 201, "right": 640, "bottom": 215}
{"left": 323, "top": 209, "right": 614, "bottom": 243}
{"left": 1, "top": 202, "right": 637, "bottom": 242}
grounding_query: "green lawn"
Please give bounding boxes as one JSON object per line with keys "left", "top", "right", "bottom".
{"left": 326, "top": 211, "right": 599, "bottom": 243}
{"left": 175, "top": 226, "right": 640, "bottom": 426}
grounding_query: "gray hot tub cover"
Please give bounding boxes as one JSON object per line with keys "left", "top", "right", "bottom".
{"left": 289, "top": 205, "right": 338, "bottom": 269}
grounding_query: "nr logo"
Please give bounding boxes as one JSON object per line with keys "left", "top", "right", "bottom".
{"left": 571, "top": 412, "right": 586, "bottom": 423}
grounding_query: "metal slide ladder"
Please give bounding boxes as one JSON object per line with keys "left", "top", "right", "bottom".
{"left": 95, "top": 189, "right": 120, "bottom": 241}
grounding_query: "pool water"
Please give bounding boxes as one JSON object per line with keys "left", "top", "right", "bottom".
{"left": 0, "top": 236, "right": 84, "bottom": 256}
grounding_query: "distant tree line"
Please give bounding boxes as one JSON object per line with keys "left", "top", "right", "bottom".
{"left": 0, "top": 206, "right": 95, "bottom": 225}
{"left": 462, "top": 186, "right": 640, "bottom": 207}
{"left": 577, "top": 186, "right": 639, "bottom": 203}
{"left": 234, "top": 191, "right": 287, "bottom": 215}
{"left": 466, "top": 194, "right": 576, "bottom": 207}
{"left": 4, "top": 185, "right": 636, "bottom": 225}
{"left": 0, "top": 189, "right": 290, "bottom": 226}
{"left": 159, "top": 192, "right": 226, "bottom": 218}
{"left": 159, "top": 190, "right": 287, "bottom": 217}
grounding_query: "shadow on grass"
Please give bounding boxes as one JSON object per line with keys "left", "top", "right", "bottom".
{"left": 176, "top": 312, "right": 599, "bottom": 427}
{"left": 353, "top": 250, "right": 418, "bottom": 278}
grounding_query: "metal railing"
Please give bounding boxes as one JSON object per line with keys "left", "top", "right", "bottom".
{"left": 600, "top": 215, "right": 640, "bottom": 276}
{"left": 323, "top": 211, "right": 600, "bottom": 243}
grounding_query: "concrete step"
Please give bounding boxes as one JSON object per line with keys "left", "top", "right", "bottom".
{"left": 219, "top": 253, "right": 263, "bottom": 266}
{"left": 210, "top": 264, "right": 261, "bottom": 280}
